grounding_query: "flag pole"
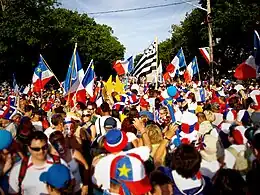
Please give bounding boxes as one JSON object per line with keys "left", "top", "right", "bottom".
{"left": 40, "top": 54, "right": 63, "bottom": 89}
{"left": 155, "top": 37, "right": 159, "bottom": 90}
{"left": 67, "top": 43, "right": 78, "bottom": 110}
{"left": 195, "top": 56, "right": 201, "bottom": 81}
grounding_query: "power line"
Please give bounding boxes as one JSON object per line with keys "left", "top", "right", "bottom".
{"left": 88, "top": 0, "right": 198, "bottom": 15}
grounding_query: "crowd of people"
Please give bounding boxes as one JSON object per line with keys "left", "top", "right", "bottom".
{"left": 0, "top": 79, "right": 260, "bottom": 195}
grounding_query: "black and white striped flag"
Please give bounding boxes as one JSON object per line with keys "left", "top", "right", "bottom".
{"left": 132, "top": 40, "right": 157, "bottom": 81}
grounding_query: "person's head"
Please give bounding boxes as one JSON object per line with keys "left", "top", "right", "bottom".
{"left": 146, "top": 124, "right": 163, "bottom": 145}
{"left": 121, "top": 117, "right": 137, "bottom": 135}
{"left": 51, "top": 114, "right": 64, "bottom": 130}
{"left": 159, "top": 107, "right": 168, "bottom": 119}
{"left": 150, "top": 170, "right": 173, "bottom": 195}
{"left": 196, "top": 112, "right": 207, "bottom": 124}
{"left": 212, "top": 169, "right": 246, "bottom": 195}
{"left": 204, "top": 110, "right": 215, "bottom": 123}
{"left": 111, "top": 109, "right": 120, "bottom": 120}
{"left": 54, "top": 99, "right": 61, "bottom": 108}
{"left": 82, "top": 110, "right": 91, "bottom": 123}
{"left": 63, "top": 117, "right": 76, "bottom": 137}
{"left": 100, "top": 102, "right": 111, "bottom": 116}
{"left": 171, "top": 144, "right": 201, "bottom": 179}
{"left": 32, "top": 108, "right": 42, "bottom": 121}
{"left": 24, "top": 105, "right": 34, "bottom": 117}
{"left": 27, "top": 131, "right": 48, "bottom": 161}
{"left": 49, "top": 131, "right": 66, "bottom": 155}
{"left": 11, "top": 113, "right": 22, "bottom": 126}
{"left": 104, "top": 117, "right": 117, "bottom": 131}
{"left": 40, "top": 164, "right": 71, "bottom": 195}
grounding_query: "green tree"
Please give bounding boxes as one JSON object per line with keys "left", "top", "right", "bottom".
{"left": 159, "top": 0, "right": 260, "bottom": 79}
{"left": 0, "top": 0, "right": 125, "bottom": 83}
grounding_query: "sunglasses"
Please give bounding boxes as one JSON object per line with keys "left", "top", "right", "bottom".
{"left": 29, "top": 144, "right": 48, "bottom": 152}
{"left": 82, "top": 114, "right": 91, "bottom": 117}
{"left": 87, "top": 108, "right": 94, "bottom": 111}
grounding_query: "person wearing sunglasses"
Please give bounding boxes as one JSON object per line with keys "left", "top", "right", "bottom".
{"left": 8, "top": 131, "right": 74, "bottom": 195}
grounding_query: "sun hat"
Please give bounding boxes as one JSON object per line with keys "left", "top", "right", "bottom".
{"left": 104, "top": 129, "right": 128, "bottom": 153}
{"left": 40, "top": 164, "right": 71, "bottom": 189}
{"left": 110, "top": 154, "right": 152, "bottom": 195}
{"left": 0, "top": 130, "right": 12, "bottom": 150}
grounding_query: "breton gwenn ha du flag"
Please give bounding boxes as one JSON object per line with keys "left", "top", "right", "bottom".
{"left": 32, "top": 56, "right": 54, "bottom": 92}
{"left": 132, "top": 40, "right": 157, "bottom": 82}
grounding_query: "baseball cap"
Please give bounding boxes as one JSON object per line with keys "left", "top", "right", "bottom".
{"left": 40, "top": 164, "right": 71, "bottom": 189}
{"left": 0, "top": 130, "right": 13, "bottom": 150}
{"left": 104, "top": 117, "right": 117, "bottom": 129}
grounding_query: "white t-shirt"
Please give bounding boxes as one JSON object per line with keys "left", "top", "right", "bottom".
{"left": 32, "top": 121, "right": 43, "bottom": 132}
{"left": 44, "top": 127, "right": 56, "bottom": 139}
{"left": 95, "top": 116, "right": 121, "bottom": 136}
{"left": 200, "top": 159, "right": 220, "bottom": 179}
{"left": 8, "top": 155, "right": 73, "bottom": 195}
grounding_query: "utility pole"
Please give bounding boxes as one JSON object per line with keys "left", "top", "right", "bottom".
{"left": 207, "top": 0, "right": 214, "bottom": 83}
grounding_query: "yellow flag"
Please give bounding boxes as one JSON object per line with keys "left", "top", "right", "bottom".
{"left": 105, "top": 75, "right": 115, "bottom": 96}
{"left": 114, "top": 76, "right": 125, "bottom": 94}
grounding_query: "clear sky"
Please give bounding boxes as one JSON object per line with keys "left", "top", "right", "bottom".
{"left": 60, "top": 0, "right": 199, "bottom": 58}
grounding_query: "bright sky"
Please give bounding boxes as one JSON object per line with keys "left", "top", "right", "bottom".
{"left": 60, "top": 0, "right": 199, "bottom": 58}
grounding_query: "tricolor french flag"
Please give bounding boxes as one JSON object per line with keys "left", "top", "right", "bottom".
{"left": 113, "top": 56, "right": 133, "bottom": 76}
{"left": 184, "top": 57, "right": 199, "bottom": 82}
{"left": 32, "top": 56, "right": 54, "bottom": 92}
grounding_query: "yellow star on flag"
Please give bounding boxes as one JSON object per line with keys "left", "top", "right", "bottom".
{"left": 167, "top": 100, "right": 173, "bottom": 106}
{"left": 37, "top": 68, "right": 41, "bottom": 73}
{"left": 118, "top": 164, "right": 131, "bottom": 178}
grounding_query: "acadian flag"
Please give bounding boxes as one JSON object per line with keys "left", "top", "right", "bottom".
{"left": 199, "top": 47, "right": 210, "bottom": 64}
{"left": 32, "top": 56, "right": 54, "bottom": 92}
{"left": 78, "top": 60, "right": 95, "bottom": 97}
{"left": 113, "top": 56, "right": 133, "bottom": 76}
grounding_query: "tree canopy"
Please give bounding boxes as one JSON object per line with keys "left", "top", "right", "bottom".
{"left": 0, "top": 0, "right": 125, "bottom": 84}
{"left": 159, "top": 0, "right": 260, "bottom": 79}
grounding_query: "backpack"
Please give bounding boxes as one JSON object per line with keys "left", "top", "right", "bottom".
{"left": 18, "top": 155, "right": 60, "bottom": 193}
{"left": 227, "top": 147, "right": 249, "bottom": 175}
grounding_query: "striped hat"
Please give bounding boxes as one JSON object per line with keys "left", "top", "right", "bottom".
{"left": 223, "top": 108, "right": 237, "bottom": 122}
{"left": 104, "top": 129, "right": 128, "bottom": 153}
{"left": 180, "top": 111, "right": 199, "bottom": 134}
{"left": 250, "top": 90, "right": 260, "bottom": 109}
{"left": 110, "top": 154, "right": 152, "bottom": 195}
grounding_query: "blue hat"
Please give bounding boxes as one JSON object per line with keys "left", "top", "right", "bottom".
{"left": 139, "top": 111, "right": 154, "bottom": 121}
{"left": 40, "top": 164, "right": 71, "bottom": 189}
{"left": 0, "top": 130, "right": 13, "bottom": 150}
{"left": 104, "top": 129, "right": 128, "bottom": 153}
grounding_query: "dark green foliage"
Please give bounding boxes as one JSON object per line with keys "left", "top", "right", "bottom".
{"left": 0, "top": 0, "right": 125, "bottom": 83}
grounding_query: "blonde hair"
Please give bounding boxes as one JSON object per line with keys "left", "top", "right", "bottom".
{"left": 146, "top": 124, "right": 163, "bottom": 144}
{"left": 204, "top": 110, "right": 216, "bottom": 122}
